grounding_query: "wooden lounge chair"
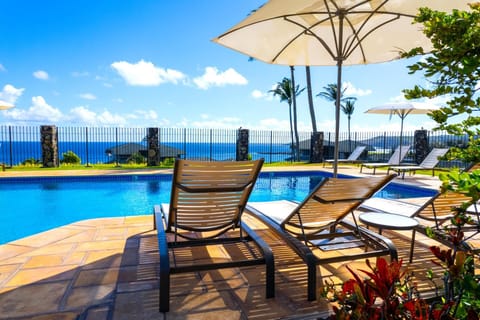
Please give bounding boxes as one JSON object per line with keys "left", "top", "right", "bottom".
{"left": 360, "top": 145, "right": 411, "bottom": 174}
{"left": 323, "top": 145, "right": 366, "bottom": 167}
{"left": 153, "top": 159, "right": 274, "bottom": 312}
{"left": 360, "top": 190, "right": 480, "bottom": 260}
{"left": 387, "top": 147, "right": 450, "bottom": 179}
{"left": 246, "top": 174, "right": 398, "bottom": 301}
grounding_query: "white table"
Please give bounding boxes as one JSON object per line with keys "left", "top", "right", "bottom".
{"left": 359, "top": 212, "right": 418, "bottom": 262}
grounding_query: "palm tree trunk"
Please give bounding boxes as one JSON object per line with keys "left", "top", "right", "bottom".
{"left": 348, "top": 116, "right": 352, "bottom": 153}
{"left": 288, "top": 103, "right": 294, "bottom": 161}
{"left": 290, "top": 66, "right": 300, "bottom": 162}
{"left": 305, "top": 66, "right": 317, "bottom": 133}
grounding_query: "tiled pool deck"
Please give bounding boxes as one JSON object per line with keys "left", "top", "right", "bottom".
{"left": 0, "top": 165, "right": 462, "bottom": 319}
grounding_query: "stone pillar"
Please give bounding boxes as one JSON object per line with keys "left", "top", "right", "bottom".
{"left": 414, "top": 129, "right": 429, "bottom": 164}
{"left": 41, "top": 125, "right": 59, "bottom": 168}
{"left": 147, "top": 127, "right": 160, "bottom": 166}
{"left": 310, "top": 132, "right": 324, "bottom": 163}
{"left": 236, "top": 128, "right": 249, "bottom": 161}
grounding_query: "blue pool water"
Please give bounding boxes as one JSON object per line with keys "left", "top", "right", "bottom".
{"left": 0, "top": 171, "right": 437, "bottom": 244}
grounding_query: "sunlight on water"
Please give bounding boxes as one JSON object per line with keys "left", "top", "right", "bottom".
{"left": 0, "top": 171, "right": 436, "bottom": 244}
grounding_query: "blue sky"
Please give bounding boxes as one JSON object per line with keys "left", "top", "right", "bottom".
{"left": 0, "top": 0, "right": 442, "bottom": 134}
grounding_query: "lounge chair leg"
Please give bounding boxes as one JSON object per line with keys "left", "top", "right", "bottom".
{"left": 409, "top": 230, "right": 416, "bottom": 263}
{"left": 306, "top": 254, "right": 317, "bottom": 301}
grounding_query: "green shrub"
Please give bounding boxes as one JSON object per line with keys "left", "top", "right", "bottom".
{"left": 21, "top": 158, "right": 41, "bottom": 166}
{"left": 127, "top": 152, "right": 145, "bottom": 164}
{"left": 60, "top": 151, "right": 81, "bottom": 164}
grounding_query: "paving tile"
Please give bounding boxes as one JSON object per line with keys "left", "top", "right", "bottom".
{"left": 0, "top": 244, "right": 33, "bottom": 261}
{"left": 23, "top": 255, "right": 65, "bottom": 269}
{"left": 0, "top": 281, "right": 69, "bottom": 318}
{"left": 76, "top": 239, "right": 126, "bottom": 252}
{"left": 74, "top": 268, "right": 120, "bottom": 287}
{"left": 5, "top": 266, "right": 77, "bottom": 287}
{"left": 65, "top": 284, "right": 115, "bottom": 310}
{"left": 11, "top": 228, "right": 84, "bottom": 248}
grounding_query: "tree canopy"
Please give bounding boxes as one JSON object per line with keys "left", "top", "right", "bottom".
{"left": 403, "top": 3, "right": 480, "bottom": 161}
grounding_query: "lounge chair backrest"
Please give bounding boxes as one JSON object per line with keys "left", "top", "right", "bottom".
{"left": 167, "top": 159, "right": 263, "bottom": 234}
{"left": 283, "top": 174, "right": 396, "bottom": 235}
{"left": 347, "top": 146, "right": 367, "bottom": 161}
{"left": 416, "top": 190, "right": 473, "bottom": 229}
{"left": 387, "top": 145, "right": 410, "bottom": 165}
{"left": 418, "top": 148, "right": 449, "bottom": 168}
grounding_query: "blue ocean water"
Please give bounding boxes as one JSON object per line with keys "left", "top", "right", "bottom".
{"left": 0, "top": 171, "right": 436, "bottom": 244}
{"left": 0, "top": 141, "right": 293, "bottom": 165}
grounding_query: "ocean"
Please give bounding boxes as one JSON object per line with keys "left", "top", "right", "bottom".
{"left": 0, "top": 141, "right": 294, "bottom": 165}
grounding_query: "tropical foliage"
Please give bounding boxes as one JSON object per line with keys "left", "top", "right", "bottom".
{"left": 270, "top": 76, "right": 305, "bottom": 161}
{"left": 403, "top": 3, "right": 480, "bottom": 164}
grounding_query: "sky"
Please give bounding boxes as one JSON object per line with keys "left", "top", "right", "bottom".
{"left": 0, "top": 0, "right": 446, "bottom": 134}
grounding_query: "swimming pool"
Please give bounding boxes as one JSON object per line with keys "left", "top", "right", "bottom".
{"left": 0, "top": 171, "right": 437, "bottom": 244}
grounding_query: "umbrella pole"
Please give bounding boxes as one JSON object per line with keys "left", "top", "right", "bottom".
{"left": 399, "top": 117, "right": 404, "bottom": 164}
{"left": 333, "top": 62, "right": 342, "bottom": 178}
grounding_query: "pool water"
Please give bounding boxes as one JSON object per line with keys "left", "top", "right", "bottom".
{"left": 0, "top": 171, "right": 436, "bottom": 244}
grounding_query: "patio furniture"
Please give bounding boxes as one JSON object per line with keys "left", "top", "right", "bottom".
{"left": 246, "top": 174, "right": 398, "bottom": 301}
{"left": 154, "top": 159, "right": 275, "bottom": 312}
{"left": 359, "top": 191, "right": 480, "bottom": 259}
{"left": 359, "top": 212, "right": 419, "bottom": 262}
{"left": 323, "top": 145, "right": 366, "bottom": 167}
{"left": 387, "top": 147, "right": 449, "bottom": 178}
{"left": 360, "top": 145, "right": 411, "bottom": 174}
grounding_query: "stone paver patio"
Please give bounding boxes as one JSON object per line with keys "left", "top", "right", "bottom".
{"left": 0, "top": 166, "right": 462, "bottom": 319}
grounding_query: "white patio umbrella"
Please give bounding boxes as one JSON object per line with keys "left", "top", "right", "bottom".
{"left": 365, "top": 101, "right": 440, "bottom": 162}
{"left": 0, "top": 100, "right": 14, "bottom": 110}
{"left": 213, "top": 0, "right": 471, "bottom": 177}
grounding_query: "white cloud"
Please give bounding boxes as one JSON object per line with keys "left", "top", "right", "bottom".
{"left": 251, "top": 89, "right": 273, "bottom": 101}
{"left": 69, "top": 106, "right": 127, "bottom": 126}
{"left": 0, "top": 64, "right": 5, "bottom": 72}
{"left": 4, "top": 96, "right": 64, "bottom": 122}
{"left": 193, "top": 67, "right": 247, "bottom": 90}
{"left": 343, "top": 81, "right": 372, "bottom": 97}
{"left": 111, "top": 60, "right": 186, "bottom": 86}
{"left": 79, "top": 93, "right": 97, "bottom": 100}
{"left": 33, "top": 70, "right": 49, "bottom": 80}
{"left": 0, "top": 84, "right": 25, "bottom": 104}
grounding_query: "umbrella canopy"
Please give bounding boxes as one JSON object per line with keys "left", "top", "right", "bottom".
{"left": 0, "top": 100, "right": 14, "bottom": 110}
{"left": 365, "top": 101, "right": 440, "bottom": 162}
{"left": 213, "top": 0, "right": 471, "bottom": 177}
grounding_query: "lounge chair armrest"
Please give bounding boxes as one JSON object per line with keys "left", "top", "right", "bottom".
{"left": 154, "top": 205, "right": 171, "bottom": 312}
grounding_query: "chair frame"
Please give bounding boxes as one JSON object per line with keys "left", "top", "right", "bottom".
{"left": 154, "top": 159, "right": 274, "bottom": 312}
{"left": 246, "top": 174, "right": 398, "bottom": 301}
{"left": 360, "top": 145, "right": 410, "bottom": 174}
{"left": 323, "top": 145, "right": 367, "bottom": 167}
{"left": 360, "top": 190, "right": 480, "bottom": 260}
{"left": 387, "top": 147, "right": 449, "bottom": 179}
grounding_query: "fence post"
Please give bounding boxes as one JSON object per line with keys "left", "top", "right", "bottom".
{"left": 147, "top": 127, "right": 160, "bottom": 166}
{"left": 414, "top": 129, "right": 429, "bottom": 164}
{"left": 41, "top": 125, "right": 59, "bottom": 168}
{"left": 310, "top": 132, "right": 324, "bottom": 163}
{"left": 236, "top": 128, "right": 249, "bottom": 161}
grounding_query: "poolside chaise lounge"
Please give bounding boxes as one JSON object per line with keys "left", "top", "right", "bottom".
{"left": 323, "top": 145, "right": 366, "bottom": 167}
{"left": 387, "top": 147, "right": 449, "bottom": 179}
{"left": 153, "top": 159, "right": 274, "bottom": 312}
{"left": 360, "top": 190, "right": 480, "bottom": 260}
{"left": 246, "top": 174, "right": 398, "bottom": 301}
{"left": 360, "top": 145, "right": 411, "bottom": 174}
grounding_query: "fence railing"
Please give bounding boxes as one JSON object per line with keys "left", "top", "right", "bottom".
{"left": 0, "top": 125, "right": 471, "bottom": 168}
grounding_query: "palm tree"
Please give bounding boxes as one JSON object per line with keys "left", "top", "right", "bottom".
{"left": 342, "top": 99, "right": 356, "bottom": 152}
{"left": 317, "top": 83, "right": 357, "bottom": 153}
{"left": 305, "top": 66, "right": 317, "bottom": 133}
{"left": 270, "top": 75, "right": 305, "bottom": 161}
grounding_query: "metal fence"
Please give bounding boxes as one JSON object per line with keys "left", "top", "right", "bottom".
{"left": 0, "top": 125, "right": 471, "bottom": 168}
